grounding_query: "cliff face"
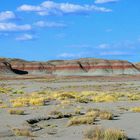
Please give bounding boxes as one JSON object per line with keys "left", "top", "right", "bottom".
{"left": 0, "top": 58, "right": 140, "bottom": 76}
{"left": 0, "top": 61, "right": 13, "bottom": 75}
{"left": 47, "top": 59, "right": 140, "bottom": 76}
{"left": 135, "top": 63, "right": 140, "bottom": 70}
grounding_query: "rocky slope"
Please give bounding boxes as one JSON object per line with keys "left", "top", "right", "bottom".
{"left": 135, "top": 63, "right": 140, "bottom": 70}
{"left": 0, "top": 58, "right": 140, "bottom": 76}
{"left": 0, "top": 58, "right": 14, "bottom": 75}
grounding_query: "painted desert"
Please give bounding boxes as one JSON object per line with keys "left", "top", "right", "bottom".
{"left": 0, "top": 58, "right": 140, "bottom": 140}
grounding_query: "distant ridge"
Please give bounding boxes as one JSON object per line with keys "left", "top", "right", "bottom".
{"left": 0, "top": 57, "right": 140, "bottom": 76}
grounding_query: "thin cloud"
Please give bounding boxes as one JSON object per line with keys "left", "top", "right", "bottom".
{"left": 67, "top": 44, "right": 91, "bottom": 48}
{"left": 18, "top": 1, "right": 112, "bottom": 16}
{"left": 95, "top": 0, "right": 118, "bottom": 4}
{"left": 57, "top": 51, "right": 90, "bottom": 59}
{"left": 0, "top": 11, "right": 17, "bottom": 21}
{"left": 0, "top": 22, "right": 31, "bottom": 32}
{"left": 34, "top": 21, "right": 66, "bottom": 28}
{"left": 16, "top": 34, "right": 34, "bottom": 41}
{"left": 98, "top": 43, "right": 110, "bottom": 49}
{"left": 100, "top": 51, "right": 132, "bottom": 56}
{"left": 58, "top": 53, "right": 82, "bottom": 58}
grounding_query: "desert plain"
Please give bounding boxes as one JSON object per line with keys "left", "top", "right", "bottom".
{"left": 1, "top": 75, "right": 140, "bottom": 140}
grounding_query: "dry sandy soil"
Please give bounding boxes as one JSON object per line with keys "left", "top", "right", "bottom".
{"left": 1, "top": 75, "right": 140, "bottom": 140}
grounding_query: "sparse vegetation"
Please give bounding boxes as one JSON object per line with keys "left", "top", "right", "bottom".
{"left": 29, "top": 97, "right": 45, "bottom": 106}
{"left": 7, "top": 90, "right": 140, "bottom": 109}
{"left": 85, "top": 110, "right": 99, "bottom": 118}
{"left": 99, "top": 111, "right": 114, "bottom": 120}
{"left": 84, "top": 126, "right": 104, "bottom": 140}
{"left": 0, "top": 87, "right": 13, "bottom": 94}
{"left": 104, "top": 128, "right": 127, "bottom": 140}
{"left": 8, "top": 109, "right": 25, "bottom": 115}
{"left": 93, "top": 94, "right": 118, "bottom": 102}
{"left": 10, "top": 95, "right": 47, "bottom": 107}
{"left": 128, "top": 94, "right": 140, "bottom": 101}
{"left": 74, "top": 108, "right": 82, "bottom": 115}
{"left": 67, "top": 116, "right": 96, "bottom": 126}
{"left": 12, "top": 90, "right": 24, "bottom": 94}
{"left": 84, "top": 127, "right": 127, "bottom": 140}
{"left": 49, "top": 110, "right": 63, "bottom": 118}
{"left": 0, "top": 103, "right": 8, "bottom": 108}
{"left": 0, "top": 80, "right": 139, "bottom": 140}
{"left": 12, "top": 128, "right": 33, "bottom": 137}
{"left": 76, "top": 96, "right": 90, "bottom": 103}
{"left": 130, "top": 107, "right": 140, "bottom": 112}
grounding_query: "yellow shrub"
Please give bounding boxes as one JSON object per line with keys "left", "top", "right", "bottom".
{"left": 84, "top": 126, "right": 104, "bottom": 140}
{"left": 104, "top": 128, "right": 127, "bottom": 140}
{"left": 11, "top": 97, "right": 29, "bottom": 107}
{"left": 93, "top": 94, "right": 118, "bottom": 102}
{"left": 81, "top": 91, "right": 97, "bottom": 97}
{"left": 55, "top": 92, "right": 76, "bottom": 100}
{"left": 12, "top": 102, "right": 26, "bottom": 107}
{"left": 12, "top": 128, "right": 33, "bottom": 137}
{"left": 0, "top": 100, "right": 3, "bottom": 104}
{"left": 60, "top": 100, "right": 72, "bottom": 105}
{"left": 76, "top": 96, "right": 90, "bottom": 103}
{"left": 99, "top": 111, "right": 114, "bottom": 120}
{"left": 0, "top": 104, "right": 8, "bottom": 108}
{"left": 130, "top": 107, "right": 140, "bottom": 112}
{"left": 29, "top": 97, "right": 45, "bottom": 106}
{"left": 0, "top": 87, "right": 13, "bottom": 94}
{"left": 128, "top": 94, "right": 140, "bottom": 101}
{"left": 84, "top": 127, "right": 127, "bottom": 140}
{"left": 11, "top": 96, "right": 47, "bottom": 107}
{"left": 67, "top": 116, "right": 96, "bottom": 126}
{"left": 8, "top": 109, "right": 25, "bottom": 115}
{"left": 85, "top": 111, "right": 99, "bottom": 118}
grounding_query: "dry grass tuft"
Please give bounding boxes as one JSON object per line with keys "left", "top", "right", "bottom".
{"left": 128, "top": 94, "right": 140, "bottom": 101}
{"left": 130, "top": 107, "right": 140, "bottom": 112}
{"left": 99, "top": 111, "right": 114, "bottom": 120}
{"left": 67, "top": 116, "right": 95, "bottom": 126}
{"left": 0, "top": 104, "right": 8, "bottom": 108}
{"left": 12, "top": 90, "right": 24, "bottom": 94}
{"left": 55, "top": 92, "right": 76, "bottom": 100}
{"left": 74, "top": 108, "right": 82, "bottom": 115}
{"left": 8, "top": 109, "right": 25, "bottom": 115}
{"left": 0, "top": 87, "right": 13, "bottom": 94}
{"left": 104, "top": 128, "right": 127, "bottom": 140}
{"left": 12, "top": 128, "right": 33, "bottom": 137}
{"left": 29, "top": 98, "right": 45, "bottom": 106}
{"left": 84, "top": 127, "right": 127, "bottom": 140}
{"left": 10, "top": 98, "right": 29, "bottom": 107}
{"left": 49, "top": 110, "right": 63, "bottom": 118}
{"left": 85, "top": 111, "right": 99, "bottom": 118}
{"left": 76, "top": 96, "right": 89, "bottom": 103}
{"left": 10, "top": 96, "right": 46, "bottom": 107}
{"left": 84, "top": 126, "right": 104, "bottom": 140}
{"left": 93, "top": 94, "right": 118, "bottom": 103}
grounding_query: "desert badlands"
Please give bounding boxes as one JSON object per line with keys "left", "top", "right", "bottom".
{"left": 1, "top": 58, "right": 140, "bottom": 76}
{"left": 0, "top": 58, "right": 140, "bottom": 140}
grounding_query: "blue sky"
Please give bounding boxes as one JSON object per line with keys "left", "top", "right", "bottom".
{"left": 0, "top": 0, "right": 140, "bottom": 62}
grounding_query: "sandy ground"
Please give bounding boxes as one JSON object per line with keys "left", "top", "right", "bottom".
{"left": 0, "top": 75, "right": 140, "bottom": 140}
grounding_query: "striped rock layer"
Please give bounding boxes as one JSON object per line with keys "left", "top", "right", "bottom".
{"left": 0, "top": 58, "right": 139, "bottom": 76}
